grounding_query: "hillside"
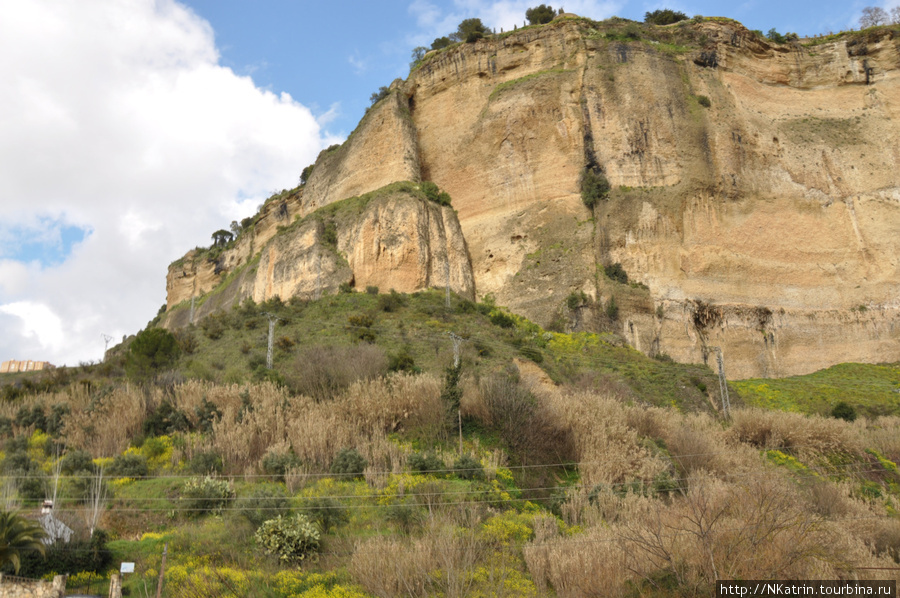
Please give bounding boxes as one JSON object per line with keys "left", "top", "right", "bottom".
{"left": 165, "top": 14, "right": 900, "bottom": 380}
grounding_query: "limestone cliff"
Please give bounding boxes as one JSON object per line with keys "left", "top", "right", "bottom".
{"left": 163, "top": 184, "right": 475, "bottom": 329}
{"left": 166, "top": 15, "right": 900, "bottom": 378}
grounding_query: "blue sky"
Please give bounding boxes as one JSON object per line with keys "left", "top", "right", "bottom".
{"left": 0, "top": 0, "right": 894, "bottom": 366}
{"left": 181, "top": 0, "right": 885, "bottom": 137}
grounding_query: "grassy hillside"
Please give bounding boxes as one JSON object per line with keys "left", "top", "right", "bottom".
{"left": 1, "top": 291, "right": 899, "bottom": 596}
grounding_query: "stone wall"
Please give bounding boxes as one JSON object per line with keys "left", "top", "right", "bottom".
{"left": 0, "top": 574, "right": 66, "bottom": 598}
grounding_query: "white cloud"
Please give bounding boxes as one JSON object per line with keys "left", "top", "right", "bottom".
{"left": 0, "top": 0, "right": 333, "bottom": 365}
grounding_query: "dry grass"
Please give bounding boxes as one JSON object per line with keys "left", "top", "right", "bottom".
{"left": 729, "top": 408, "right": 861, "bottom": 456}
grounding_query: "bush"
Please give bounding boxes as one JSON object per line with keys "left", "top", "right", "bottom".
{"left": 580, "top": 167, "right": 610, "bottom": 208}
{"left": 303, "top": 496, "right": 349, "bottom": 533}
{"left": 338, "top": 282, "right": 354, "bottom": 294}
{"left": 378, "top": 290, "right": 406, "bottom": 312}
{"left": 490, "top": 310, "right": 516, "bottom": 329}
{"left": 431, "top": 36, "right": 452, "bottom": 50}
{"left": 60, "top": 449, "right": 95, "bottom": 475}
{"left": 195, "top": 399, "right": 222, "bottom": 433}
{"left": 388, "top": 348, "right": 416, "bottom": 373}
{"left": 143, "top": 401, "right": 192, "bottom": 437}
{"left": 366, "top": 285, "right": 379, "bottom": 295}
{"left": 238, "top": 484, "right": 289, "bottom": 527}
{"left": 15, "top": 405, "right": 46, "bottom": 431}
{"left": 330, "top": 448, "right": 367, "bottom": 479}
{"left": 420, "top": 181, "right": 451, "bottom": 206}
{"left": 831, "top": 401, "right": 857, "bottom": 422}
{"left": 190, "top": 451, "right": 224, "bottom": 475}
{"left": 369, "top": 86, "right": 390, "bottom": 106}
{"left": 696, "top": 94, "right": 711, "bottom": 108}
{"left": 604, "top": 263, "right": 628, "bottom": 284}
{"left": 644, "top": 9, "right": 687, "bottom": 25}
{"left": 526, "top": 4, "right": 556, "bottom": 25}
{"left": 126, "top": 327, "right": 180, "bottom": 380}
{"left": 408, "top": 452, "right": 445, "bottom": 475}
{"left": 262, "top": 451, "right": 302, "bottom": 482}
{"left": 454, "top": 18, "right": 489, "bottom": 43}
{"left": 106, "top": 453, "right": 149, "bottom": 478}
{"left": 606, "top": 296, "right": 619, "bottom": 320}
{"left": 255, "top": 514, "right": 320, "bottom": 563}
{"left": 452, "top": 455, "right": 484, "bottom": 480}
{"left": 181, "top": 476, "right": 234, "bottom": 516}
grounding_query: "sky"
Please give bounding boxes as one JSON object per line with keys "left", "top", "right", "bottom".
{"left": 0, "top": 0, "right": 897, "bottom": 366}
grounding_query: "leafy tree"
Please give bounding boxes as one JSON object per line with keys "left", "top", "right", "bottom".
{"left": 229, "top": 220, "right": 241, "bottom": 236}
{"left": 0, "top": 510, "right": 47, "bottom": 574}
{"left": 580, "top": 167, "right": 610, "bottom": 208}
{"left": 369, "top": 86, "right": 390, "bottom": 106}
{"left": 211, "top": 229, "right": 233, "bottom": 247}
{"left": 410, "top": 45, "right": 428, "bottom": 69}
{"left": 125, "top": 328, "right": 181, "bottom": 380}
{"left": 300, "top": 164, "right": 314, "bottom": 185}
{"left": 860, "top": 6, "right": 888, "bottom": 28}
{"left": 255, "top": 514, "right": 320, "bottom": 563}
{"left": 452, "top": 18, "right": 489, "bottom": 43}
{"left": 431, "top": 36, "right": 453, "bottom": 50}
{"left": 644, "top": 9, "right": 688, "bottom": 25}
{"left": 526, "top": 4, "right": 556, "bottom": 25}
{"left": 892, "top": 6, "right": 900, "bottom": 25}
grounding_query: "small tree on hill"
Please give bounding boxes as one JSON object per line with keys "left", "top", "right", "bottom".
{"left": 526, "top": 5, "right": 556, "bottom": 25}
{"left": 644, "top": 9, "right": 688, "bottom": 25}
{"left": 860, "top": 6, "right": 888, "bottom": 28}
{"left": 431, "top": 36, "right": 452, "bottom": 50}
{"left": 452, "top": 18, "right": 489, "bottom": 43}
{"left": 211, "top": 229, "right": 233, "bottom": 247}
{"left": 892, "top": 7, "right": 900, "bottom": 25}
{"left": 369, "top": 86, "right": 390, "bottom": 106}
{"left": 126, "top": 328, "right": 180, "bottom": 380}
{"left": 410, "top": 46, "right": 428, "bottom": 69}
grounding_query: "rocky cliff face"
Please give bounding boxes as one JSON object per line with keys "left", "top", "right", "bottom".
{"left": 166, "top": 16, "right": 900, "bottom": 378}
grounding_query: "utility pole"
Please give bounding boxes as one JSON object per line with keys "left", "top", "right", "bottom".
{"left": 155, "top": 542, "right": 168, "bottom": 598}
{"left": 101, "top": 334, "right": 113, "bottom": 362}
{"left": 708, "top": 346, "right": 731, "bottom": 419}
{"left": 263, "top": 312, "right": 281, "bottom": 369}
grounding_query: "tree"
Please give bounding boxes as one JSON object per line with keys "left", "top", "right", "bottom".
{"left": 766, "top": 28, "right": 786, "bottom": 43}
{"left": 369, "top": 85, "right": 390, "bottom": 106}
{"left": 211, "top": 229, "right": 233, "bottom": 247}
{"left": 125, "top": 327, "right": 180, "bottom": 380}
{"left": 410, "top": 46, "right": 428, "bottom": 70}
{"left": 229, "top": 220, "right": 241, "bottom": 236}
{"left": 860, "top": 6, "right": 889, "bottom": 28}
{"left": 526, "top": 4, "right": 556, "bottom": 25}
{"left": 644, "top": 9, "right": 688, "bottom": 25}
{"left": 0, "top": 510, "right": 47, "bottom": 574}
{"left": 431, "top": 36, "right": 452, "bottom": 50}
{"left": 892, "top": 6, "right": 900, "bottom": 25}
{"left": 452, "top": 18, "right": 489, "bottom": 43}
{"left": 300, "top": 164, "right": 314, "bottom": 186}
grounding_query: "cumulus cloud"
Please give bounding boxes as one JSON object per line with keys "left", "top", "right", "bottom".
{"left": 0, "top": 0, "right": 336, "bottom": 365}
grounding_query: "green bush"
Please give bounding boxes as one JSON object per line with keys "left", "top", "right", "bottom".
{"left": 388, "top": 348, "right": 416, "bottom": 373}
{"left": 454, "top": 18, "right": 489, "bottom": 43}
{"left": 831, "top": 401, "right": 857, "bottom": 422}
{"left": 365, "top": 285, "right": 379, "bottom": 295}
{"left": 526, "top": 4, "right": 556, "bottom": 25}
{"left": 238, "top": 484, "right": 289, "bottom": 527}
{"left": 408, "top": 452, "right": 445, "bottom": 475}
{"left": 262, "top": 451, "right": 302, "bottom": 482}
{"left": 303, "top": 496, "right": 349, "bottom": 533}
{"left": 420, "top": 181, "right": 452, "bottom": 206}
{"left": 369, "top": 86, "right": 390, "bottom": 106}
{"left": 606, "top": 296, "right": 620, "bottom": 321}
{"left": 431, "top": 36, "right": 452, "bottom": 50}
{"left": 338, "top": 282, "right": 354, "bottom": 294}
{"left": 142, "top": 401, "right": 192, "bottom": 437}
{"left": 106, "top": 453, "right": 149, "bottom": 478}
{"left": 490, "top": 310, "right": 516, "bottom": 329}
{"left": 385, "top": 500, "right": 424, "bottom": 535}
{"left": 60, "top": 449, "right": 95, "bottom": 475}
{"left": 181, "top": 476, "right": 234, "bottom": 516}
{"left": 644, "top": 9, "right": 688, "bottom": 25}
{"left": 452, "top": 455, "right": 484, "bottom": 480}
{"left": 580, "top": 167, "right": 610, "bottom": 208}
{"left": 604, "top": 263, "right": 628, "bottom": 284}
{"left": 190, "top": 451, "right": 224, "bottom": 475}
{"left": 379, "top": 290, "right": 407, "bottom": 312}
{"left": 566, "top": 291, "right": 588, "bottom": 310}
{"left": 255, "top": 514, "right": 320, "bottom": 563}
{"left": 194, "top": 399, "right": 222, "bottom": 433}
{"left": 330, "top": 448, "right": 367, "bottom": 479}
{"left": 696, "top": 94, "right": 711, "bottom": 108}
